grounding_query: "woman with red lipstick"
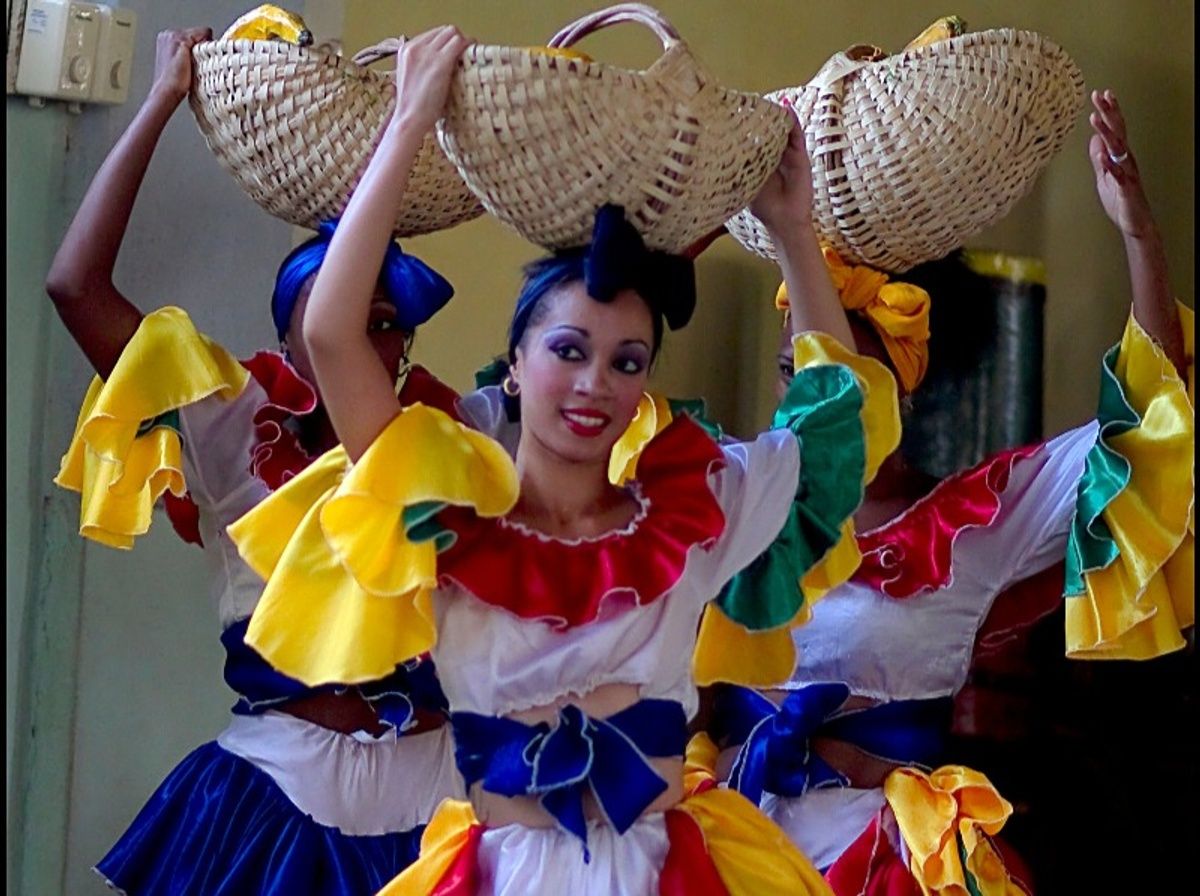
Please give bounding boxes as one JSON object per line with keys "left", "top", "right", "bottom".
{"left": 227, "top": 25, "right": 901, "bottom": 895}
{"left": 702, "top": 89, "right": 1193, "bottom": 895}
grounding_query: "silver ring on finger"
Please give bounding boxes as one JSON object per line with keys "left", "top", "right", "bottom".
{"left": 1109, "top": 150, "right": 1130, "bottom": 164}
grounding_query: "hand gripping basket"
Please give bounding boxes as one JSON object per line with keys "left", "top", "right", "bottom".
{"left": 189, "top": 38, "right": 483, "bottom": 236}
{"left": 726, "top": 29, "right": 1085, "bottom": 273}
{"left": 435, "top": 3, "right": 794, "bottom": 254}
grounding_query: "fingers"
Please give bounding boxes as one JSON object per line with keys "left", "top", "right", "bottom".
{"left": 183, "top": 27, "right": 213, "bottom": 45}
{"left": 1089, "top": 132, "right": 1124, "bottom": 184}
{"left": 1089, "top": 89, "right": 1133, "bottom": 167}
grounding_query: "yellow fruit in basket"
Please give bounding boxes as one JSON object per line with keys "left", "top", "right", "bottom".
{"left": 523, "top": 46, "right": 594, "bottom": 64}
{"left": 903, "top": 15, "right": 967, "bottom": 51}
{"left": 222, "top": 4, "right": 314, "bottom": 47}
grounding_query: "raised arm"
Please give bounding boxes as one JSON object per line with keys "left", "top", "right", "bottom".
{"left": 301, "top": 26, "right": 469, "bottom": 460}
{"left": 749, "top": 123, "right": 855, "bottom": 349}
{"left": 1089, "top": 89, "right": 1187, "bottom": 378}
{"left": 45, "top": 28, "right": 211, "bottom": 379}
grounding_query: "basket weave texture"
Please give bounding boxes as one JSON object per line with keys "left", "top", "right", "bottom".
{"left": 435, "top": 3, "right": 794, "bottom": 254}
{"left": 189, "top": 38, "right": 483, "bottom": 236}
{"left": 726, "top": 29, "right": 1085, "bottom": 274}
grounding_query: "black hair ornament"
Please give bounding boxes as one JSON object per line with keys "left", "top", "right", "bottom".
{"left": 584, "top": 205, "right": 697, "bottom": 331}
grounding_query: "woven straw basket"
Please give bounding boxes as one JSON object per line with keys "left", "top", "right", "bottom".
{"left": 726, "top": 29, "right": 1085, "bottom": 274}
{"left": 435, "top": 3, "right": 794, "bottom": 254}
{"left": 189, "top": 38, "right": 483, "bottom": 236}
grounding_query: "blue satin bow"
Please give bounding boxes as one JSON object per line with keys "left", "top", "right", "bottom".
{"left": 452, "top": 699, "right": 688, "bottom": 852}
{"left": 271, "top": 218, "right": 454, "bottom": 340}
{"left": 585, "top": 204, "right": 696, "bottom": 331}
{"left": 721, "top": 684, "right": 950, "bottom": 805}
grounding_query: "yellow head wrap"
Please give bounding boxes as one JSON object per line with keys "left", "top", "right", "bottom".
{"left": 776, "top": 248, "right": 932, "bottom": 392}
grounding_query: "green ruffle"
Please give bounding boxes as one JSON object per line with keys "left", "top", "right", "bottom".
{"left": 1063, "top": 343, "right": 1139, "bottom": 596}
{"left": 401, "top": 500, "right": 455, "bottom": 551}
{"left": 715, "top": 364, "right": 867, "bottom": 630}
{"left": 134, "top": 408, "right": 182, "bottom": 438}
{"left": 474, "top": 358, "right": 508, "bottom": 390}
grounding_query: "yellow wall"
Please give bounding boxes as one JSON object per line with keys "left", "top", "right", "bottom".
{"left": 343, "top": 0, "right": 1194, "bottom": 436}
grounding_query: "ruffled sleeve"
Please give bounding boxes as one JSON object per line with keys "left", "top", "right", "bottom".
{"left": 693, "top": 333, "right": 900, "bottom": 687}
{"left": 230, "top": 403, "right": 518, "bottom": 686}
{"left": 54, "top": 307, "right": 249, "bottom": 548}
{"left": 883, "top": 765, "right": 1028, "bottom": 895}
{"left": 609, "top": 392, "right": 724, "bottom": 486}
{"left": 1064, "top": 302, "right": 1194, "bottom": 659}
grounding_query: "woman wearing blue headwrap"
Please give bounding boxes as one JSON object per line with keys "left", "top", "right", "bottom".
{"left": 225, "top": 27, "right": 906, "bottom": 895}
{"left": 47, "top": 28, "right": 468, "bottom": 896}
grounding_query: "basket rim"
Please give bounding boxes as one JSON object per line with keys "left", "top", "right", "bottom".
{"left": 789, "top": 26, "right": 1080, "bottom": 92}
{"left": 192, "top": 37, "right": 397, "bottom": 83}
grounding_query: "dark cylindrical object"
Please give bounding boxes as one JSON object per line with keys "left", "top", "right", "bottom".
{"left": 901, "top": 251, "right": 1046, "bottom": 479}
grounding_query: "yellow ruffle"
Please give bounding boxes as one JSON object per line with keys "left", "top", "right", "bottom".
{"left": 693, "top": 333, "right": 901, "bottom": 688}
{"left": 677, "top": 788, "right": 833, "bottom": 895}
{"left": 54, "top": 307, "right": 249, "bottom": 549}
{"left": 608, "top": 392, "right": 673, "bottom": 486}
{"left": 1066, "top": 302, "right": 1195, "bottom": 659}
{"left": 377, "top": 799, "right": 480, "bottom": 896}
{"left": 683, "top": 731, "right": 720, "bottom": 796}
{"left": 230, "top": 404, "right": 519, "bottom": 686}
{"left": 883, "top": 765, "right": 1026, "bottom": 896}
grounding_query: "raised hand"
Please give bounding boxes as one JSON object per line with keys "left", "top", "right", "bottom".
{"left": 391, "top": 25, "right": 471, "bottom": 134}
{"left": 749, "top": 121, "right": 815, "bottom": 237}
{"left": 1088, "top": 89, "right": 1156, "bottom": 240}
{"left": 152, "top": 28, "right": 212, "bottom": 104}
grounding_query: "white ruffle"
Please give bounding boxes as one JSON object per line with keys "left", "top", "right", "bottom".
{"left": 787, "top": 422, "right": 1098, "bottom": 701}
{"left": 478, "top": 814, "right": 670, "bottom": 895}
{"left": 761, "top": 786, "right": 887, "bottom": 871}
{"left": 216, "top": 711, "right": 465, "bottom": 836}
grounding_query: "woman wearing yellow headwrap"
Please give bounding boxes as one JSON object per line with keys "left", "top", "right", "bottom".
{"left": 702, "top": 88, "right": 1193, "bottom": 896}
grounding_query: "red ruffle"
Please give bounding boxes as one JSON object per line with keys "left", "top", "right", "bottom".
{"left": 429, "top": 823, "right": 484, "bottom": 896}
{"left": 163, "top": 490, "right": 204, "bottom": 546}
{"left": 400, "top": 364, "right": 463, "bottom": 422}
{"left": 660, "top": 810, "right": 730, "bottom": 896}
{"left": 163, "top": 355, "right": 461, "bottom": 545}
{"left": 241, "top": 354, "right": 461, "bottom": 492}
{"left": 242, "top": 351, "right": 320, "bottom": 491}
{"left": 825, "top": 814, "right": 922, "bottom": 896}
{"left": 437, "top": 416, "right": 727, "bottom": 628}
{"left": 973, "top": 561, "right": 1065, "bottom": 661}
{"left": 853, "top": 443, "right": 1045, "bottom": 598}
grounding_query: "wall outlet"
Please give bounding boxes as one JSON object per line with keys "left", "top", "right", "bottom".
{"left": 13, "top": 0, "right": 134, "bottom": 106}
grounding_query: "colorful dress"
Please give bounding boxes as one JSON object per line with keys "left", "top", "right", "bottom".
{"left": 706, "top": 306, "right": 1195, "bottom": 895}
{"left": 55, "top": 307, "right": 466, "bottom": 895}
{"left": 227, "top": 331, "right": 900, "bottom": 895}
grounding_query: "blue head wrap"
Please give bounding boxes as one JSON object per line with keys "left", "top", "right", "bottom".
{"left": 270, "top": 219, "right": 454, "bottom": 341}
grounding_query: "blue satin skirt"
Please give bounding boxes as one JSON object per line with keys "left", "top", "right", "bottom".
{"left": 94, "top": 740, "right": 424, "bottom": 895}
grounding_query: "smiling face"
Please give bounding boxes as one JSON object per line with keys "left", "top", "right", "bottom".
{"left": 510, "top": 280, "right": 654, "bottom": 465}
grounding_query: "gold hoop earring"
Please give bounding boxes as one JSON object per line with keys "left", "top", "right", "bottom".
{"left": 501, "top": 374, "right": 520, "bottom": 397}
{"left": 394, "top": 357, "right": 413, "bottom": 398}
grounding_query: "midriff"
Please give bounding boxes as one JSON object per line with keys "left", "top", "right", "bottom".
{"left": 280, "top": 689, "right": 443, "bottom": 738}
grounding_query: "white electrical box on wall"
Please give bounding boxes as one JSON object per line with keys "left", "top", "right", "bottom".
{"left": 14, "top": 0, "right": 136, "bottom": 107}
{"left": 92, "top": 5, "right": 136, "bottom": 104}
